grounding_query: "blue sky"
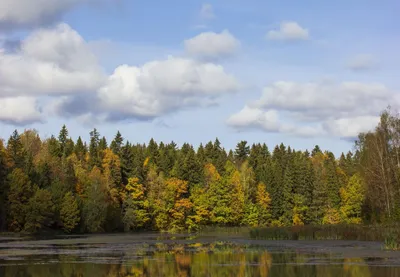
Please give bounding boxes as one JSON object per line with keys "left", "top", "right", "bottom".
{"left": 0, "top": 0, "right": 399, "bottom": 156}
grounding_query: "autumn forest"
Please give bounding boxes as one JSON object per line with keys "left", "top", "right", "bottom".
{"left": 0, "top": 108, "right": 399, "bottom": 234}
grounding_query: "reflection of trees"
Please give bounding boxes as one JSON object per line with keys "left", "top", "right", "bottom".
{"left": 3, "top": 243, "right": 400, "bottom": 277}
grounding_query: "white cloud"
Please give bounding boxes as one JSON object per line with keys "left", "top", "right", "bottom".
{"left": 0, "top": 97, "right": 42, "bottom": 124}
{"left": 199, "top": 3, "right": 215, "bottom": 20}
{"left": 254, "top": 81, "right": 393, "bottom": 120}
{"left": 184, "top": 30, "right": 240, "bottom": 60}
{"left": 53, "top": 56, "right": 239, "bottom": 121}
{"left": 346, "top": 54, "right": 378, "bottom": 71}
{"left": 96, "top": 57, "right": 239, "bottom": 118}
{"left": 0, "top": 23, "right": 105, "bottom": 97}
{"left": 227, "top": 106, "right": 324, "bottom": 137}
{"left": 323, "top": 116, "right": 380, "bottom": 138}
{"left": 228, "top": 80, "right": 398, "bottom": 138}
{"left": 0, "top": 0, "right": 94, "bottom": 30}
{"left": 267, "top": 21, "right": 309, "bottom": 41}
{"left": 227, "top": 105, "right": 280, "bottom": 131}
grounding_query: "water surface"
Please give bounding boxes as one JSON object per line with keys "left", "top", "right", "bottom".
{"left": 1, "top": 232, "right": 400, "bottom": 276}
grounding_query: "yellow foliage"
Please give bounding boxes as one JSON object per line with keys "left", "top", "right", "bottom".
{"left": 322, "top": 208, "right": 341, "bottom": 225}
{"left": 75, "top": 182, "right": 84, "bottom": 197}
{"left": 126, "top": 178, "right": 146, "bottom": 201}
{"left": 293, "top": 213, "right": 304, "bottom": 226}
{"left": 256, "top": 182, "right": 271, "bottom": 209}
{"left": 166, "top": 178, "right": 189, "bottom": 199}
{"left": 204, "top": 163, "right": 221, "bottom": 185}
{"left": 143, "top": 157, "right": 150, "bottom": 167}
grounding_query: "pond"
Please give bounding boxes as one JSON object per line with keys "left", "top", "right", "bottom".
{"left": 1, "top": 232, "right": 400, "bottom": 276}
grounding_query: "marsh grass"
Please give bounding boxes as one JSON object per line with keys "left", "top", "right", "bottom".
{"left": 250, "top": 224, "right": 400, "bottom": 248}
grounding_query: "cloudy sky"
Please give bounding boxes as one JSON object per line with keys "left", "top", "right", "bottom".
{"left": 0, "top": 0, "right": 399, "bottom": 155}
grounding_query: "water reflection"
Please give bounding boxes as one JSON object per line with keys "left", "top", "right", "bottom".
{"left": 1, "top": 241, "right": 400, "bottom": 277}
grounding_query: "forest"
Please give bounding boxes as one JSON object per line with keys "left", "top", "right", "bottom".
{"left": 0, "top": 107, "right": 400, "bottom": 234}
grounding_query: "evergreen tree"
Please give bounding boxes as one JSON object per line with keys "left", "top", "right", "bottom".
{"left": 89, "top": 128, "right": 101, "bottom": 169}
{"left": 74, "top": 136, "right": 86, "bottom": 160}
{"left": 7, "top": 130, "right": 24, "bottom": 169}
{"left": 58, "top": 125, "right": 68, "bottom": 158}
{"left": 234, "top": 140, "right": 250, "bottom": 164}
{"left": 110, "top": 131, "right": 124, "bottom": 155}
{"left": 120, "top": 142, "right": 134, "bottom": 184}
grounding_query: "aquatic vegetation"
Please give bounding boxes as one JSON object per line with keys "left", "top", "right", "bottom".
{"left": 250, "top": 224, "right": 400, "bottom": 243}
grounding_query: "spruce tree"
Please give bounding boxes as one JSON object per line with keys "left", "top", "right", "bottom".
{"left": 110, "top": 131, "right": 124, "bottom": 155}
{"left": 234, "top": 140, "right": 250, "bottom": 164}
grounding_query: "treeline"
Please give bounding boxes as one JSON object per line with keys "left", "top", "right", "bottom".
{"left": 0, "top": 108, "right": 399, "bottom": 233}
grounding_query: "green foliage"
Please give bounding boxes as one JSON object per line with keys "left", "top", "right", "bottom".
{"left": 7, "top": 168, "right": 34, "bottom": 231}
{"left": 81, "top": 168, "right": 108, "bottom": 233}
{"left": 60, "top": 192, "right": 80, "bottom": 233}
{"left": 2, "top": 109, "right": 400, "bottom": 234}
{"left": 110, "top": 131, "right": 123, "bottom": 155}
{"left": 339, "top": 173, "right": 365, "bottom": 223}
{"left": 123, "top": 178, "right": 150, "bottom": 230}
{"left": 7, "top": 130, "right": 25, "bottom": 169}
{"left": 24, "top": 188, "right": 55, "bottom": 233}
{"left": 234, "top": 140, "right": 250, "bottom": 164}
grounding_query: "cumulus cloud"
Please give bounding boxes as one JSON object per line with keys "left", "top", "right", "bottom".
{"left": 346, "top": 54, "right": 378, "bottom": 71}
{"left": 228, "top": 80, "right": 398, "bottom": 138}
{"left": 184, "top": 30, "right": 240, "bottom": 60}
{"left": 267, "top": 21, "right": 309, "bottom": 41}
{"left": 323, "top": 116, "right": 380, "bottom": 138}
{"left": 0, "top": 97, "right": 42, "bottom": 125}
{"left": 54, "top": 56, "right": 239, "bottom": 121}
{"left": 0, "top": 23, "right": 105, "bottom": 97}
{"left": 199, "top": 3, "right": 215, "bottom": 20}
{"left": 0, "top": 0, "right": 90, "bottom": 30}
{"left": 227, "top": 105, "right": 324, "bottom": 137}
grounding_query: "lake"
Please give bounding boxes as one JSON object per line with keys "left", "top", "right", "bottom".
{"left": 1, "top": 232, "right": 400, "bottom": 276}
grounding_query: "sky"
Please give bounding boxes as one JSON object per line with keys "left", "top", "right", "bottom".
{"left": 0, "top": 0, "right": 399, "bottom": 156}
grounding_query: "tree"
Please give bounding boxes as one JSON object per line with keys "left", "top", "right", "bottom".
{"left": 256, "top": 182, "right": 272, "bottom": 226}
{"left": 74, "top": 136, "right": 86, "bottom": 161}
{"left": 153, "top": 177, "right": 193, "bottom": 231}
{"left": 58, "top": 125, "right": 69, "bottom": 158}
{"left": 7, "top": 130, "right": 24, "bottom": 169}
{"left": 89, "top": 128, "right": 101, "bottom": 169}
{"left": 123, "top": 178, "right": 150, "bottom": 230}
{"left": 292, "top": 194, "right": 307, "bottom": 226}
{"left": 234, "top": 141, "right": 250, "bottom": 165}
{"left": 24, "top": 188, "right": 55, "bottom": 233}
{"left": 110, "top": 131, "right": 124, "bottom": 155}
{"left": 82, "top": 167, "right": 108, "bottom": 233}
{"left": 60, "top": 192, "right": 80, "bottom": 233}
{"left": 0, "top": 140, "right": 10, "bottom": 230}
{"left": 340, "top": 173, "right": 365, "bottom": 223}
{"left": 7, "top": 169, "right": 34, "bottom": 231}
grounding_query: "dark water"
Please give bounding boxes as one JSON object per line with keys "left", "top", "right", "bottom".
{"left": 1, "top": 233, "right": 400, "bottom": 276}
